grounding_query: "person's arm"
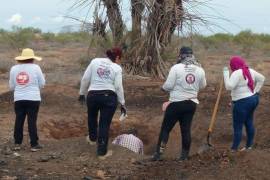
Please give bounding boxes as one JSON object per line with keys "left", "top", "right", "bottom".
{"left": 36, "top": 66, "right": 45, "bottom": 89}
{"left": 139, "top": 140, "right": 144, "bottom": 155}
{"left": 199, "top": 68, "right": 207, "bottom": 89}
{"left": 223, "top": 68, "right": 240, "bottom": 90}
{"left": 253, "top": 70, "right": 265, "bottom": 93}
{"left": 114, "top": 68, "right": 125, "bottom": 105}
{"left": 162, "top": 66, "right": 177, "bottom": 91}
{"left": 9, "top": 67, "right": 15, "bottom": 91}
{"left": 79, "top": 62, "right": 93, "bottom": 95}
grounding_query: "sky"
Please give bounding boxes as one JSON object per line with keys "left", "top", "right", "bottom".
{"left": 0, "top": 0, "right": 270, "bottom": 35}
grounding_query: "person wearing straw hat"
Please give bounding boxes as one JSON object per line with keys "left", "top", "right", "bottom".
{"left": 223, "top": 56, "right": 265, "bottom": 152}
{"left": 9, "top": 48, "right": 45, "bottom": 152}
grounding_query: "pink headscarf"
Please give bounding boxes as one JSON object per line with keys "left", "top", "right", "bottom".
{"left": 230, "top": 56, "right": 254, "bottom": 93}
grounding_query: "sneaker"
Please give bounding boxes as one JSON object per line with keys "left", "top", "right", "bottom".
{"left": 86, "top": 136, "right": 96, "bottom": 145}
{"left": 176, "top": 152, "right": 189, "bottom": 161}
{"left": 13, "top": 144, "right": 21, "bottom": 151}
{"left": 31, "top": 144, "right": 43, "bottom": 152}
{"left": 98, "top": 150, "right": 113, "bottom": 160}
{"left": 240, "top": 147, "right": 252, "bottom": 152}
{"left": 230, "top": 149, "right": 237, "bottom": 153}
{"left": 176, "top": 155, "right": 189, "bottom": 161}
{"left": 151, "top": 152, "right": 163, "bottom": 161}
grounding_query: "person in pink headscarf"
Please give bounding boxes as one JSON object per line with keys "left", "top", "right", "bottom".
{"left": 223, "top": 56, "right": 265, "bottom": 151}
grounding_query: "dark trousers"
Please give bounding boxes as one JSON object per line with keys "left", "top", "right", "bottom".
{"left": 87, "top": 90, "right": 118, "bottom": 155}
{"left": 156, "top": 100, "right": 196, "bottom": 156}
{"left": 231, "top": 94, "right": 259, "bottom": 150}
{"left": 14, "top": 100, "right": 40, "bottom": 147}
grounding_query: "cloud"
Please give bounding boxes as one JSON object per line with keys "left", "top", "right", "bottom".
{"left": 32, "top": 16, "right": 41, "bottom": 23}
{"left": 8, "top": 13, "right": 22, "bottom": 25}
{"left": 51, "top": 16, "right": 64, "bottom": 23}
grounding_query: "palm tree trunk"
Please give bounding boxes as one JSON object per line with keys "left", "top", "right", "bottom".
{"left": 102, "top": 0, "right": 124, "bottom": 44}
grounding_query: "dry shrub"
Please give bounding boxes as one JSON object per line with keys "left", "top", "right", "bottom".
{"left": 0, "top": 60, "right": 13, "bottom": 73}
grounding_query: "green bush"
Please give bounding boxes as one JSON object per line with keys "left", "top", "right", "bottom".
{"left": 233, "top": 30, "right": 256, "bottom": 56}
{"left": 42, "top": 32, "right": 56, "bottom": 41}
{"left": 1, "top": 26, "right": 42, "bottom": 49}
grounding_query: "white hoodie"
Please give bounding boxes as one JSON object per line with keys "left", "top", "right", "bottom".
{"left": 223, "top": 68, "right": 265, "bottom": 101}
{"left": 79, "top": 58, "right": 125, "bottom": 105}
{"left": 163, "top": 63, "right": 207, "bottom": 104}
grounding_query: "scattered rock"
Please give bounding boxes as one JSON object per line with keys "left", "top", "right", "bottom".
{"left": 82, "top": 176, "right": 93, "bottom": 180}
{"left": 0, "top": 176, "right": 18, "bottom": 180}
{"left": 130, "top": 158, "right": 136, "bottom": 164}
{"left": 0, "top": 159, "right": 7, "bottom": 166}
{"left": 1, "top": 169, "right": 9, "bottom": 173}
{"left": 38, "top": 153, "right": 62, "bottom": 162}
{"left": 13, "top": 152, "right": 21, "bottom": 157}
{"left": 38, "top": 155, "right": 51, "bottom": 162}
{"left": 49, "top": 152, "right": 62, "bottom": 159}
{"left": 96, "top": 170, "right": 106, "bottom": 179}
{"left": 2, "top": 147, "right": 13, "bottom": 155}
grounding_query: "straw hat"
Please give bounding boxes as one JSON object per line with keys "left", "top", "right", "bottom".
{"left": 15, "top": 48, "right": 42, "bottom": 61}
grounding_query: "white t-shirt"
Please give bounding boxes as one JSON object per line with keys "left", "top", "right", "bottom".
{"left": 163, "top": 63, "right": 207, "bottom": 104}
{"left": 223, "top": 68, "right": 265, "bottom": 101}
{"left": 79, "top": 58, "right": 125, "bottom": 105}
{"left": 9, "top": 64, "right": 45, "bottom": 102}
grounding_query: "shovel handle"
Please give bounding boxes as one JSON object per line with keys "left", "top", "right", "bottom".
{"left": 208, "top": 80, "right": 223, "bottom": 132}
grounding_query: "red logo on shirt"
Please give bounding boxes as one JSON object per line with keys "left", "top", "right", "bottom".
{"left": 16, "top": 72, "right": 29, "bottom": 85}
{"left": 185, "top": 73, "right": 195, "bottom": 84}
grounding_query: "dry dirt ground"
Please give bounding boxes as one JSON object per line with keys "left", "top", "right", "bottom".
{"left": 0, "top": 43, "right": 270, "bottom": 179}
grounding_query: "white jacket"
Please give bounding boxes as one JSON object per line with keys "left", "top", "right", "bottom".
{"left": 79, "top": 58, "right": 125, "bottom": 105}
{"left": 163, "top": 63, "right": 207, "bottom": 104}
{"left": 223, "top": 68, "right": 265, "bottom": 101}
{"left": 9, "top": 64, "right": 45, "bottom": 101}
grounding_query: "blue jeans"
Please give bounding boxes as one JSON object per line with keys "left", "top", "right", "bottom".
{"left": 231, "top": 94, "right": 259, "bottom": 150}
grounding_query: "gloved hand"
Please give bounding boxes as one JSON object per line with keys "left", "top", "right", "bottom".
{"left": 223, "top": 66, "right": 229, "bottom": 77}
{"left": 78, "top": 95, "right": 85, "bottom": 105}
{"left": 120, "top": 105, "right": 127, "bottom": 116}
{"left": 119, "top": 105, "right": 127, "bottom": 121}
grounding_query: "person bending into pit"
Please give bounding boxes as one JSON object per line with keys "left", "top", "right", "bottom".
{"left": 152, "top": 46, "right": 207, "bottom": 161}
{"left": 112, "top": 128, "right": 144, "bottom": 155}
{"left": 223, "top": 56, "right": 265, "bottom": 152}
{"left": 9, "top": 48, "right": 45, "bottom": 152}
{"left": 78, "top": 47, "right": 126, "bottom": 157}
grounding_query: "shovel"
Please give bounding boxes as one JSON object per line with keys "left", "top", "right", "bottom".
{"left": 198, "top": 79, "right": 223, "bottom": 154}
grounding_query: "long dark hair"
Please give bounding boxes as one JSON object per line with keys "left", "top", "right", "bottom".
{"left": 106, "top": 47, "right": 122, "bottom": 62}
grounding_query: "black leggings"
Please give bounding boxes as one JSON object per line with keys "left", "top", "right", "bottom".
{"left": 156, "top": 100, "right": 196, "bottom": 154}
{"left": 87, "top": 90, "right": 118, "bottom": 155}
{"left": 14, "top": 100, "right": 40, "bottom": 147}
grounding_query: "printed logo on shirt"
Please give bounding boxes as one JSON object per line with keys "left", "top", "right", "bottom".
{"left": 16, "top": 72, "right": 29, "bottom": 85}
{"left": 97, "top": 67, "right": 111, "bottom": 79}
{"left": 185, "top": 73, "right": 195, "bottom": 84}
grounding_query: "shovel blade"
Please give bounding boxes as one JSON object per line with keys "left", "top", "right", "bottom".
{"left": 197, "top": 143, "right": 213, "bottom": 155}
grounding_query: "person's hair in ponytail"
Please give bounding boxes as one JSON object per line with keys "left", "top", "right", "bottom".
{"left": 106, "top": 47, "right": 122, "bottom": 62}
